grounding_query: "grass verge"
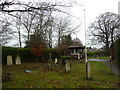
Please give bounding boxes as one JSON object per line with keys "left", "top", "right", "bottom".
{"left": 2, "top": 61, "right": 119, "bottom": 88}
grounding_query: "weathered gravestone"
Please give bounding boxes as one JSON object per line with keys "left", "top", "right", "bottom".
{"left": 15, "top": 55, "right": 21, "bottom": 65}
{"left": 65, "top": 60, "right": 71, "bottom": 72}
{"left": 7, "top": 55, "right": 13, "bottom": 65}
{"left": 55, "top": 58, "right": 58, "bottom": 64}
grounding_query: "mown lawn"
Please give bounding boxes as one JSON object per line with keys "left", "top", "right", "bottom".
{"left": 2, "top": 60, "right": 120, "bottom": 88}
{"left": 89, "top": 56, "right": 109, "bottom": 59}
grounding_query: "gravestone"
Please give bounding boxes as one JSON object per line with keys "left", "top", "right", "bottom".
{"left": 15, "top": 55, "right": 21, "bottom": 65}
{"left": 7, "top": 55, "right": 13, "bottom": 65}
{"left": 55, "top": 58, "right": 58, "bottom": 64}
{"left": 65, "top": 60, "right": 71, "bottom": 72}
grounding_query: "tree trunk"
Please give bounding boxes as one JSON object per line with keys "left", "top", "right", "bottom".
{"left": 18, "top": 30, "right": 22, "bottom": 48}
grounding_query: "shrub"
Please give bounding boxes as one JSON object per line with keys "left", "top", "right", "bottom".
{"left": 42, "top": 48, "right": 60, "bottom": 61}
{"left": 61, "top": 56, "right": 71, "bottom": 64}
{"left": 87, "top": 51, "right": 107, "bottom": 58}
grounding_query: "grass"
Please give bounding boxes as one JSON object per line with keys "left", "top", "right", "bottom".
{"left": 89, "top": 56, "right": 109, "bottom": 60}
{"left": 2, "top": 60, "right": 120, "bottom": 88}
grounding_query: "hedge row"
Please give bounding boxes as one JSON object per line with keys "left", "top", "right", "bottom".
{"left": 2, "top": 46, "right": 60, "bottom": 65}
{"left": 61, "top": 56, "right": 71, "bottom": 64}
{"left": 114, "top": 38, "right": 120, "bottom": 64}
{"left": 2, "top": 46, "right": 34, "bottom": 64}
{"left": 87, "top": 51, "right": 107, "bottom": 57}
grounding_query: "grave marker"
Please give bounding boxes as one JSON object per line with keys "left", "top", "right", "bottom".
{"left": 65, "top": 60, "right": 71, "bottom": 72}
{"left": 7, "top": 55, "right": 13, "bottom": 65}
{"left": 55, "top": 58, "right": 58, "bottom": 64}
{"left": 15, "top": 55, "right": 21, "bottom": 65}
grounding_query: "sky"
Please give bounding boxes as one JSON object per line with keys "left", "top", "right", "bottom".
{"left": 5, "top": 0, "right": 120, "bottom": 47}
{"left": 71, "top": 0, "right": 120, "bottom": 47}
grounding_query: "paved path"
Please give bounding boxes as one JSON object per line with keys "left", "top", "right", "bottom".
{"left": 89, "top": 59, "right": 120, "bottom": 75}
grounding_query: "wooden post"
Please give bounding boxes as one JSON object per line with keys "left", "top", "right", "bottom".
{"left": 86, "top": 62, "right": 90, "bottom": 80}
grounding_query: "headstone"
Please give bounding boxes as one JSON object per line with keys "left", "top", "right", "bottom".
{"left": 55, "top": 58, "right": 57, "bottom": 64}
{"left": 7, "top": 55, "right": 13, "bottom": 65}
{"left": 15, "top": 55, "right": 21, "bottom": 65}
{"left": 65, "top": 60, "right": 71, "bottom": 72}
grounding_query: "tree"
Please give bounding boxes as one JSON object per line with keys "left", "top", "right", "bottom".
{"left": 0, "top": 18, "right": 13, "bottom": 45}
{"left": 21, "top": 11, "right": 37, "bottom": 47}
{"left": 61, "top": 34, "right": 73, "bottom": 46}
{"left": 30, "top": 44, "right": 45, "bottom": 63}
{"left": 55, "top": 16, "right": 73, "bottom": 46}
{"left": 89, "top": 12, "right": 120, "bottom": 55}
{"left": 12, "top": 12, "right": 23, "bottom": 48}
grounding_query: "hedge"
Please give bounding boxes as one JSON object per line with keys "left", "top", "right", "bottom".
{"left": 87, "top": 51, "right": 107, "bottom": 58}
{"left": 2, "top": 46, "right": 60, "bottom": 65}
{"left": 61, "top": 56, "right": 71, "bottom": 64}
{"left": 42, "top": 48, "right": 60, "bottom": 60}
{"left": 114, "top": 38, "right": 120, "bottom": 64}
{"left": 2, "top": 46, "right": 35, "bottom": 64}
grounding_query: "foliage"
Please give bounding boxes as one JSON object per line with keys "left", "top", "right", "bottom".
{"left": 61, "top": 34, "right": 73, "bottom": 46}
{"left": 114, "top": 38, "right": 120, "bottom": 64}
{"left": 2, "top": 61, "right": 119, "bottom": 88}
{"left": 61, "top": 56, "right": 71, "bottom": 64}
{"left": 2, "top": 46, "right": 35, "bottom": 64}
{"left": 42, "top": 48, "right": 60, "bottom": 60}
{"left": 89, "top": 12, "right": 120, "bottom": 55}
{"left": 30, "top": 44, "right": 45, "bottom": 57}
{"left": 87, "top": 51, "right": 107, "bottom": 58}
{"left": 2, "top": 46, "right": 61, "bottom": 64}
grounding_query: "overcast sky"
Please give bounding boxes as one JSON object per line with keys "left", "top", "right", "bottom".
{"left": 6, "top": 0, "right": 120, "bottom": 47}
{"left": 71, "top": 0, "right": 120, "bottom": 47}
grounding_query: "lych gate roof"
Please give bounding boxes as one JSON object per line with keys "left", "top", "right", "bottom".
{"left": 68, "top": 41, "right": 84, "bottom": 49}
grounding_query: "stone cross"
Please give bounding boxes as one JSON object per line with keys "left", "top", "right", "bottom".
{"left": 7, "top": 55, "right": 13, "bottom": 65}
{"left": 15, "top": 55, "right": 21, "bottom": 65}
{"left": 65, "top": 60, "right": 71, "bottom": 72}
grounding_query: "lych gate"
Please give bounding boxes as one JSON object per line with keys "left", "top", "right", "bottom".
{"left": 68, "top": 41, "right": 85, "bottom": 59}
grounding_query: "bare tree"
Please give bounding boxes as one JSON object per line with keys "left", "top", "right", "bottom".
{"left": 55, "top": 16, "right": 79, "bottom": 46}
{"left": 20, "top": 11, "right": 37, "bottom": 47}
{"left": 0, "top": 16, "right": 13, "bottom": 45}
{"left": 11, "top": 12, "right": 23, "bottom": 48}
{"left": 0, "top": 0, "right": 81, "bottom": 47}
{"left": 89, "top": 12, "right": 120, "bottom": 55}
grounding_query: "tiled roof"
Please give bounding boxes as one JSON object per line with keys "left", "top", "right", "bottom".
{"left": 68, "top": 41, "right": 84, "bottom": 49}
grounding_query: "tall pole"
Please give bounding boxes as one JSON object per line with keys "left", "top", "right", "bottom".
{"left": 84, "top": 9, "right": 88, "bottom": 63}
{"left": 84, "top": 9, "right": 90, "bottom": 80}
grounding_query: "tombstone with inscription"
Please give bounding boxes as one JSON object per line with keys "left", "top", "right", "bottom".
{"left": 7, "top": 55, "right": 13, "bottom": 65}
{"left": 15, "top": 55, "right": 21, "bottom": 65}
{"left": 65, "top": 60, "right": 71, "bottom": 72}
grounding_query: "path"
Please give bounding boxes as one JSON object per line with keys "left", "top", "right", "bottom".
{"left": 89, "top": 59, "right": 120, "bottom": 75}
